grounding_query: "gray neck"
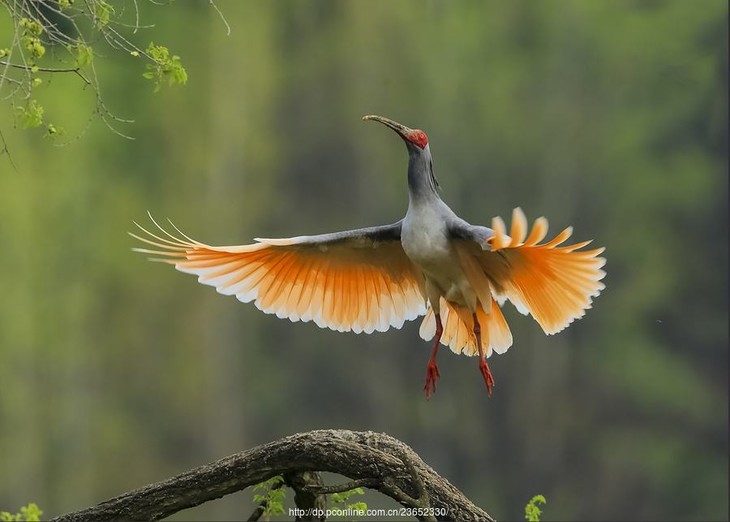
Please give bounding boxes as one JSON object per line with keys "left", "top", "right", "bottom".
{"left": 407, "top": 144, "right": 441, "bottom": 206}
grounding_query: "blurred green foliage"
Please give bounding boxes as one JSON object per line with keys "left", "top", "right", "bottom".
{"left": 0, "top": 1, "right": 727, "bottom": 521}
{"left": 0, "top": 504, "right": 42, "bottom": 522}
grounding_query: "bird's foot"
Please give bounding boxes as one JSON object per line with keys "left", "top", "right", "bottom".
{"left": 479, "top": 358, "right": 495, "bottom": 397}
{"left": 424, "top": 361, "right": 440, "bottom": 400}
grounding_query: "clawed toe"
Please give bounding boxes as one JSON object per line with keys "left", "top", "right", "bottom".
{"left": 479, "top": 359, "right": 495, "bottom": 397}
{"left": 424, "top": 363, "right": 440, "bottom": 400}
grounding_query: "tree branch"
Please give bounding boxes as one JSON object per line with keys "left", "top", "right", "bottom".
{"left": 284, "top": 471, "right": 326, "bottom": 521}
{"left": 50, "top": 429, "right": 494, "bottom": 522}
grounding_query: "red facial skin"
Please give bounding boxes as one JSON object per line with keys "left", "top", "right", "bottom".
{"left": 405, "top": 130, "right": 429, "bottom": 149}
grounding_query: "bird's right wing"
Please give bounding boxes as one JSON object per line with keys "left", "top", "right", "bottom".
{"left": 131, "top": 216, "right": 427, "bottom": 334}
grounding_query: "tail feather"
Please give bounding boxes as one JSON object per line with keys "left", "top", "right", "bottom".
{"left": 419, "top": 298, "right": 514, "bottom": 358}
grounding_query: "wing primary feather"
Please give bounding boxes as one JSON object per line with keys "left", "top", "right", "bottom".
{"left": 373, "top": 270, "right": 393, "bottom": 332}
{"left": 356, "top": 265, "right": 370, "bottom": 332}
{"left": 352, "top": 267, "right": 366, "bottom": 332}
{"left": 523, "top": 217, "right": 548, "bottom": 246}
{"left": 296, "top": 257, "right": 320, "bottom": 322}
{"left": 257, "top": 252, "right": 294, "bottom": 311}
{"left": 263, "top": 252, "right": 293, "bottom": 313}
{"left": 510, "top": 207, "right": 528, "bottom": 246}
{"left": 364, "top": 267, "right": 381, "bottom": 333}
{"left": 543, "top": 227, "right": 573, "bottom": 248}
{"left": 348, "top": 267, "right": 359, "bottom": 332}
{"left": 131, "top": 247, "right": 186, "bottom": 257}
{"left": 272, "top": 256, "right": 303, "bottom": 319}
{"left": 332, "top": 266, "right": 345, "bottom": 331}
{"left": 130, "top": 226, "right": 189, "bottom": 250}
{"left": 233, "top": 252, "right": 285, "bottom": 303}
{"left": 146, "top": 212, "right": 191, "bottom": 245}
{"left": 215, "top": 252, "right": 274, "bottom": 293}
{"left": 300, "top": 261, "right": 329, "bottom": 327}
{"left": 281, "top": 255, "right": 308, "bottom": 321}
{"left": 319, "top": 258, "right": 336, "bottom": 328}
{"left": 166, "top": 218, "right": 206, "bottom": 246}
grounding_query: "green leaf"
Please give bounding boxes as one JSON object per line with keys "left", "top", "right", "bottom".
{"left": 143, "top": 42, "right": 187, "bottom": 92}
{"left": 70, "top": 43, "right": 93, "bottom": 67}
{"left": 331, "top": 487, "right": 365, "bottom": 504}
{"left": 251, "top": 475, "right": 286, "bottom": 518}
{"left": 16, "top": 99, "right": 44, "bottom": 129}
{"left": 18, "top": 504, "right": 42, "bottom": 522}
{"left": 19, "top": 18, "right": 43, "bottom": 37}
{"left": 524, "top": 494, "right": 547, "bottom": 522}
{"left": 0, "top": 504, "right": 43, "bottom": 522}
{"left": 22, "top": 36, "right": 45, "bottom": 61}
{"left": 93, "top": 0, "right": 114, "bottom": 28}
{"left": 44, "top": 123, "right": 65, "bottom": 141}
{"left": 346, "top": 501, "right": 368, "bottom": 512}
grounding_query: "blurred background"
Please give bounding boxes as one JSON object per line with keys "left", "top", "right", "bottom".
{"left": 0, "top": 1, "right": 727, "bottom": 520}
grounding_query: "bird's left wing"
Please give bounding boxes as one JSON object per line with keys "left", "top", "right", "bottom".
{"left": 479, "top": 208, "right": 606, "bottom": 335}
{"left": 450, "top": 208, "right": 605, "bottom": 337}
{"left": 131, "top": 216, "right": 427, "bottom": 334}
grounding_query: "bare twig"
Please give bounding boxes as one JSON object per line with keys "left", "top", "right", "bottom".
{"left": 0, "top": 61, "right": 83, "bottom": 74}
{"left": 209, "top": 0, "right": 231, "bottom": 36}
{"left": 303, "top": 478, "right": 381, "bottom": 495}
{"left": 0, "top": 128, "right": 18, "bottom": 172}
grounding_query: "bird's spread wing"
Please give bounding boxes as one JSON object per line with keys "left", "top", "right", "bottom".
{"left": 476, "top": 208, "right": 606, "bottom": 335}
{"left": 131, "top": 215, "right": 427, "bottom": 334}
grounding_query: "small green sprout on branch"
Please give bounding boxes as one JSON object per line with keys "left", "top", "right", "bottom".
{"left": 331, "top": 487, "right": 367, "bottom": 513}
{"left": 251, "top": 475, "right": 287, "bottom": 520}
{"left": 524, "top": 494, "right": 547, "bottom": 522}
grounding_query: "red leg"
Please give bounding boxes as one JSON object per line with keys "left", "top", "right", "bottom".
{"left": 473, "top": 312, "right": 495, "bottom": 396}
{"left": 424, "top": 314, "right": 443, "bottom": 400}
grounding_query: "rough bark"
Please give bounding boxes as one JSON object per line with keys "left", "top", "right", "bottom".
{"left": 51, "top": 429, "right": 494, "bottom": 521}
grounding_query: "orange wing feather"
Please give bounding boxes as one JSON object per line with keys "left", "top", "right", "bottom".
{"left": 131, "top": 216, "right": 427, "bottom": 334}
{"left": 482, "top": 208, "right": 606, "bottom": 335}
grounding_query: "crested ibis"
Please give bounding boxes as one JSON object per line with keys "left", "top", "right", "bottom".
{"left": 132, "top": 115, "right": 606, "bottom": 399}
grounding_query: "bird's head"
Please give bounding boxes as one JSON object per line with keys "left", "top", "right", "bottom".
{"left": 362, "top": 114, "right": 429, "bottom": 152}
{"left": 363, "top": 114, "right": 439, "bottom": 196}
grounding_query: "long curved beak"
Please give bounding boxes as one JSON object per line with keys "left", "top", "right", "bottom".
{"left": 362, "top": 114, "right": 413, "bottom": 139}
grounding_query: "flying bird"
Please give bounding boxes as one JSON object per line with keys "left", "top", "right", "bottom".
{"left": 132, "top": 115, "right": 606, "bottom": 399}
